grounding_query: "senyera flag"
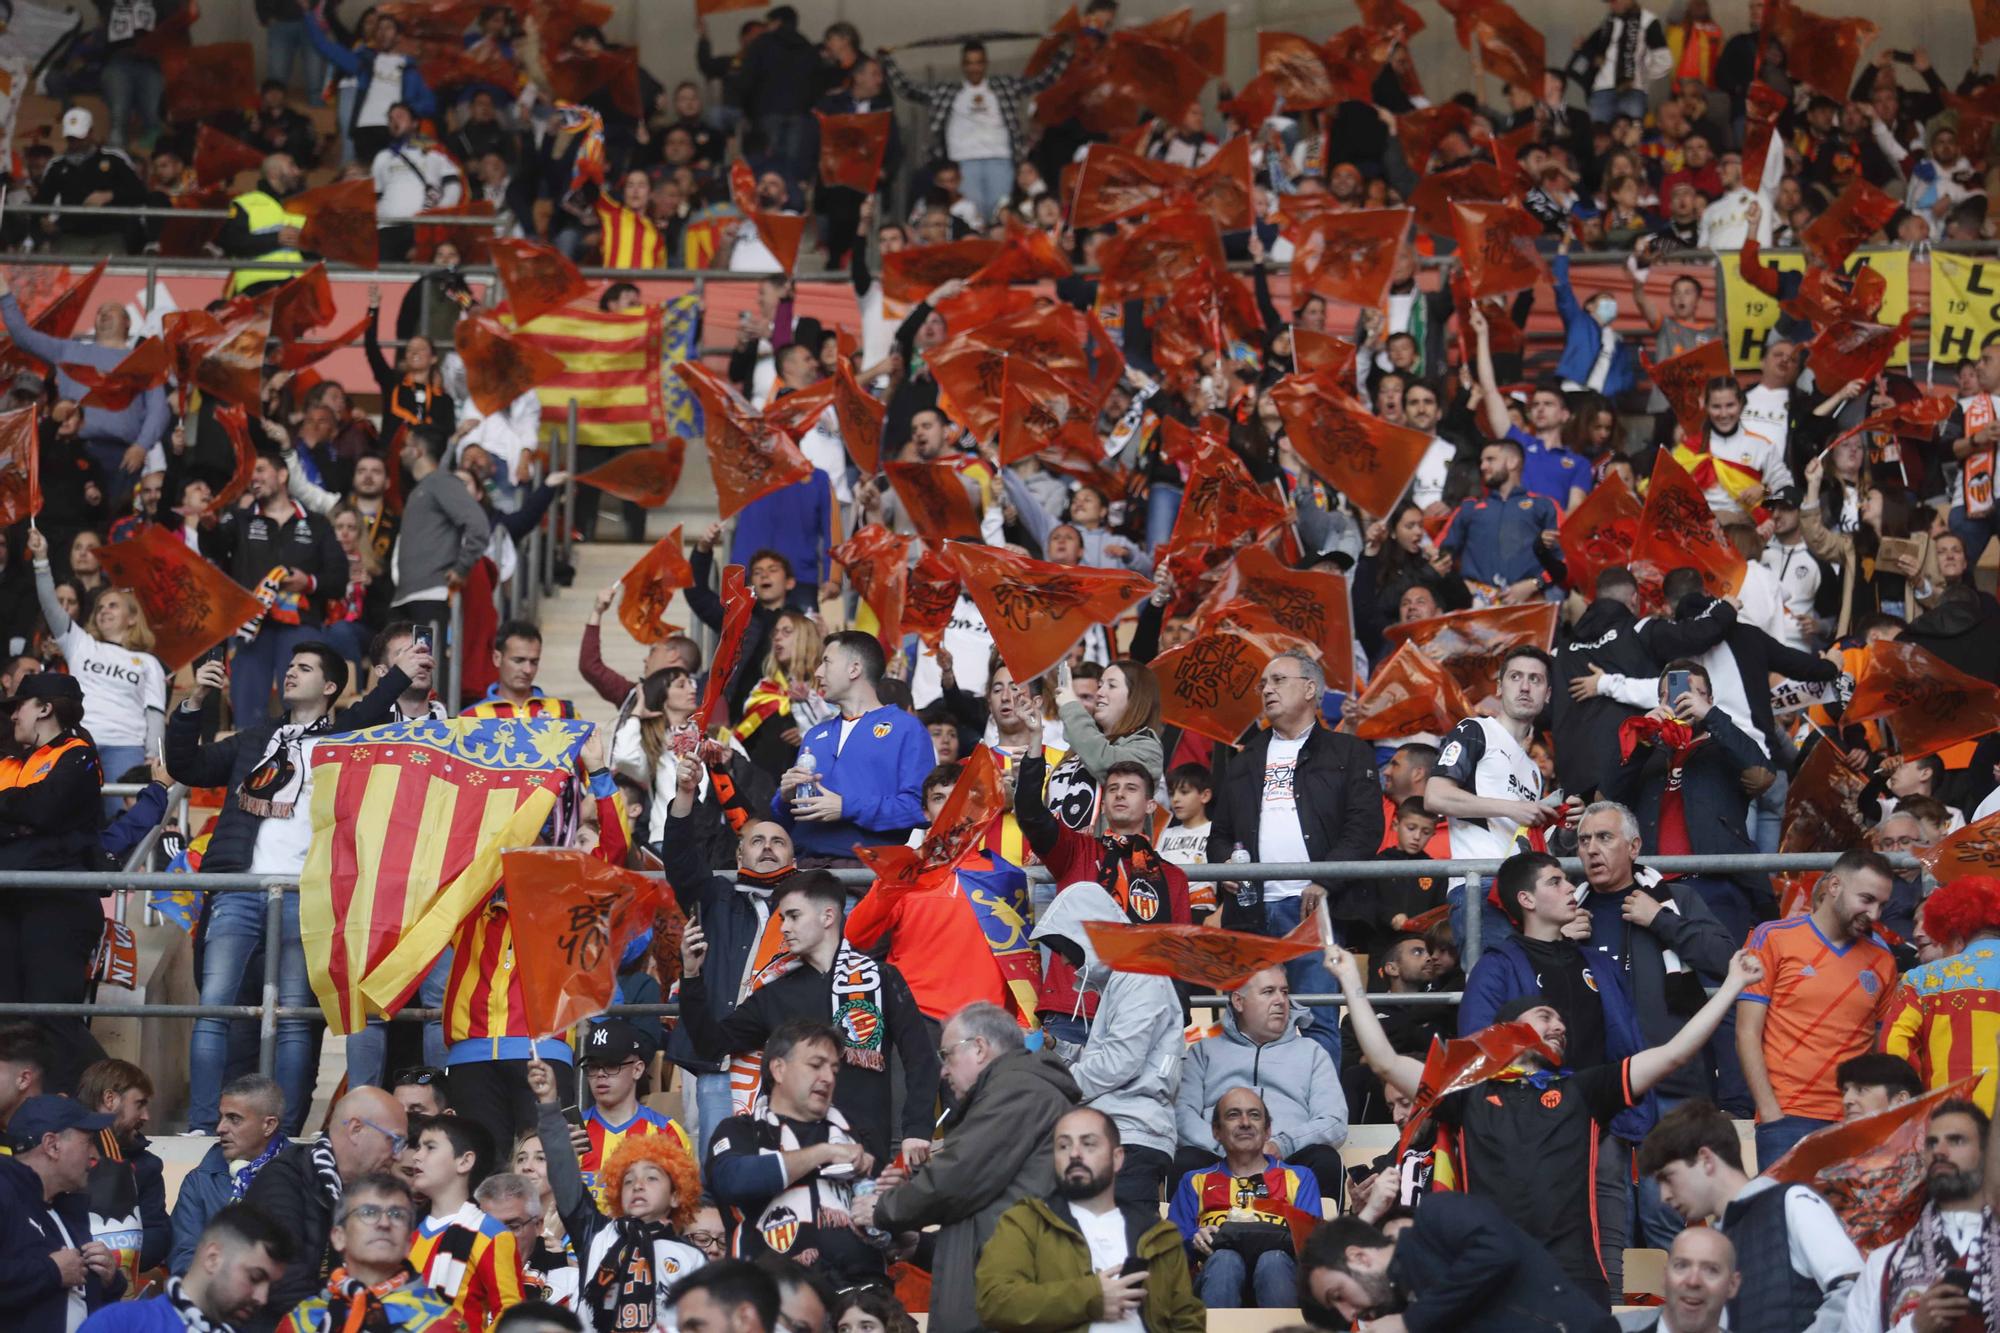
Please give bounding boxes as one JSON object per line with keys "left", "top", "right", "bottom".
{"left": 856, "top": 744, "right": 1007, "bottom": 896}
{"left": 1084, "top": 914, "right": 1322, "bottom": 990}
{"left": 95, "top": 525, "right": 265, "bottom": 672}
{"left": 1841, "top": 638, "right": 2000, "bottom": 758}
{"left": 616, "top": 526, "right": 695, "bottom": 646}
{"left": 302, "top": 717, "right": 594, "bottom": 1033}
{"left": 501, "top": 848, "right": 666, "bottom": 1039}
{"left": 944, "top": 540, "right": 1154, "bottom": 682}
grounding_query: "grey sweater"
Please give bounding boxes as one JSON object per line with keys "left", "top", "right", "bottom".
{"left": 0, "top": 293, "right": 168, "bottom": 452}
{"left": 391, "top": 466, "right": 491, "bottom": 604}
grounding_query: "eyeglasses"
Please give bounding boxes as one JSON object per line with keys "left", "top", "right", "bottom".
{"left": 937, "top": 1036, "right": 978, "bottom": 1064}
{"left": 685, "top": 1230, "right": 725, "bottom": 1251}
{"left": 355, "top": 1116, "right": 407, "bottom": 1157}
{"left": 346, "top": 1203, "right": 413, "bottom": 1226}
{"left": 392, "top": 1067, "right": 446, "bottom": 1087}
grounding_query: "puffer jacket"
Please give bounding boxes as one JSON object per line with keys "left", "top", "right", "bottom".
{"left": 1032, "top": 883, "right": 1181, "bottom": 1155}
{"left": 975, "top": 1194, "right": 1205, "bottom": 1333}
{"left": 1175, "top": 1003, "right": 1347, "bottom": 1158}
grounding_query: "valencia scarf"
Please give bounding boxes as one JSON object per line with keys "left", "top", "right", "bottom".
{"left": 237, "top": 713, "right": 334, "bottom": 819}
{"left": 163, "top": 1275, "right": 234, "bottom": 1332}
{"left": 1881, "top": 1204, "right": 2000, "bottom": 1333}
{"left": 586, "top": 1218, "right": 679, "bottom": 1332}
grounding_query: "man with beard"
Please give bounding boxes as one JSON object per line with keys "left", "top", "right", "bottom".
{"left": 81, "top": 1203, "right": 295, "bottom": 1332}
{"left": 1843, "top": 1100, "right": 1994, "bottom": 1332}
{"left": 975, "top": 1107, "right": 1204, "bottom": 1333}
{"left": 1617, "top": 1228, "right": 1740, "bottom": 1332}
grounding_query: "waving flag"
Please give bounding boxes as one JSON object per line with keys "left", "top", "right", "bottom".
{"left": 456, "top": 310, "right": 567, "bottom": 415}
{"left": 1166, "top": 441, "right": 1287, "bottom": 550}
{"left": 1764, "top": 0, "right": 1877, "bottom": 99}
{"left": 1268, "top": 367, "right": 1434, "bottom": 518}
{"left": 833, "top": 525, "right": 913, "bottom": 652}
{"left": 1347, "top": 642, "right": 1476, "bottom": 741}
{"left": 0, "top": 405, "right": 38, "bottom": 530}
{"left": 1, "top": 259, "right": 107, "bottom": 378}
{"left": 816, "top": 109, "right": 893, "bottom": 193}
{"left": 519, "top": 300, "right": 676, "bottom": 448}
{"left": 881, "top": 237, "right": 1004, "bottom": 304}
{"left": 1152, "top": 629, "right": 1293, "bottom": 744}
{"left": 301, "top": 717, "right": 593, "bottom": 1033}
{"left": 1806, "top": 315, "right": 1914, "bottom": 394}
{"left": 1292, "top": 206, "right": 1412, "bottom": 312}
{"left": 1070, "top": 135, "right": 1253, "bottom": 231}
{"left": 96, "top": 526, "right": 265, "bottom": 672}
{"left": 697, "top": 566, "right": 756, "bottom": 734}
{"left": 1802, "top": 179, "right": 1900, "bottom": 270}
{"left": 1842, "top": 639, "right": 2000, "bottom": 757}
{"left": 617, "top": 527, "right": 696, "bottom": 645}
{"left": 673, "top": 361, "right": 813, "bottom": 518}
{"left": 1451, "top": 200, "right": 1545, "bottom": 299}
{"left": 856, "top": 745, "right": 1007, "bottom": 895}
{"left": 1642, "top": 339, "right": 1730, "bottom": 441}
{"left": 1195, "top": 546, "right": 1355, "bottom": 692}
{"left": 501, "top": 849, "right": 665, "bottom": 1039}
{"left": 1382, "top": 601, "right": 1560, "bottom": 700}
{"left": 945, "top": 540, "right": 1153, "bottom": 681}
{"left": 1085, "top": 914, "right": 1322, "bottom": 989}
{"left": 491, "top": 238, "right": 590, "bottom": 327}
{"left": 1634, "top": 447, "right": 1747, "bottom": 598}
{"left": 577, "top": 443, "right": 686, "bottom": 508}
{"left": 1559, "top": 469, "right": 1645, "bottom": 595}
{"left": 292, "top": 177, "right": 379, "bottom": 269}
{"left": 1395, "top": 1021, "right": 1557, "bottom": 1160}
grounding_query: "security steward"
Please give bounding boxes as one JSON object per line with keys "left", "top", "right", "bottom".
{"left": 221, "top": 152, "right": 310, "bottom": 298}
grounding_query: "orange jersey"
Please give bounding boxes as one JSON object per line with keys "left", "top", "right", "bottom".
{"left": 1743, "top": 915, "right": 1898, "bottom": 1121}
{"left": 595, "top": 198, "right": 665, "bottom": 269}
{"left": 408, "top": 1203, "right": 526, "bottom": 1329}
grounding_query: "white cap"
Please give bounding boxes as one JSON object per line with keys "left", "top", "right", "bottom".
{"left": 60, "top": 107, "right": 91, "bottom": 139}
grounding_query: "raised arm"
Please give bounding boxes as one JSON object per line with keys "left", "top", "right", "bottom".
{"left": 1323, "top": 944, "right": 1424, "bottom": 1097}
{"left": 1467, "top": 307, "right": 1511, "bottom": 441}
{"left": 1628, "top": 950, "right": 1764, "bottom": 1097}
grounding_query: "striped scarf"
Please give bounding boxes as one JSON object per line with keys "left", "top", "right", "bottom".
{"left": 735, "top": 675, "right": 792, "bottom": 741}
{"left": 552, "top": 102, "right": 605, "bottom": 198}
{"left": 1881, "top": 1204, "right": 2000, "bottom": 1333}
{"left": 164, "top": 1275, "right": 233, "bottom": 1332}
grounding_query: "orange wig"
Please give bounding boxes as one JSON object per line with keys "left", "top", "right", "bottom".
{"left": 601, "top": 1132, "right": 701, "bottom": 1230}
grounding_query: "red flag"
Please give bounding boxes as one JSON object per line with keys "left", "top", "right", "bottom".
{"left": 0, "top": 260, "right": 108, "bottom": 378}
{"left": 1408, "top": 162, "right": 1512, "bottom": 240}
{"left": 1069, "top": 135, "right": 1253, "bottom": 231}
{"left": 501, "top": 850, "right": 665, "bottom": 1039}
{"left": 1218, "top": 73, "right": 1278, "bottom": 129}
{"left": 0, "top": 406, "right": 39, "bottom": 529}
{"left": 192, "top": 124, "right": 265, "bottom": 188}
{"left": 696, "top": 565, "right": 755, "bottom": 733}
{"left": 1359, "top": 0, "right": 1426, "bottom": 33}
{"left": 880, "top": 238, "right": 1004, "bottom": 305}
{"left": 998, "top": 359, "right": 1101, "bottom": 466}
{"left": 833, "top": 525, "right": 913, "bottom": 652}
{"left": 1558, "top": 470, "right": 1646, "bottom": 595}
{"left": 617, "top": 526, "right": 696, "bottom": 645}
{"left": 411, "top": 197, "right": 497, "bottom": 266}
{"left": 1292, "top": 207, "right": 1413, "bottom": 312}
{"left": 1194, "top": 546, "right": 1356, "bottom": 693}
{"left": 64, "top": 339, "right": 173, "bottom": 413}
{"left": 1396, "top": 103, "right": 1475, "bottom": 173}
{"left": 1291, "top": 328, "right": 1358, "bottom": 379}
{"left": 856, "top": 745, "right": 1007, "bottom": 894}
{"left": 762, "top": 379, "right": 839, "bottom": 445}
{"left": 1781, "top": 264, "right": 1888, "bottom": 329}
{"left": 1268, "top": 369, "right": 1436, "bottom": 519}
{"left": 1347, "top": 642, "right": 1476, "bottom": 741}
{"left": 194, "top": 309, "right": 271, "bottom": 409}
{"left": 491, "top": 238, "right": 590, "bottom": 328}
{"left": 1742, "top": 82, "right": 1790, "bottom": 199}
{"left": 1977, "top": 0, "right": 2000, "bottom": 45}
{"left": 95, "top": 526, "right": 267, "bottom": 671}
{"left": 672, "top": 362, "right": 813, "bottom": 519}
{"left": 1452, "top": 270, "right": 1528, "bottom": 369}
{"left": 969, "top": 215, "right": 1075, "bottom": 289}
{"left": 266, "top": 263, "right": 337, "bottom": 343}
{"left": 291, "top": 177, "right": 379, "bottom": 269}
{"left": 1488, "top": 121, "right": 1539, "bottom": 188}
{"left": 1097, "top": 207, "right": 1229, "bottom": 303}
{"left": 576, "top": 443, "right": 687, "bottom": 508}
{"left": 270, "top": 313, "right": 371, "bottom": 373}
{"left": 1084, "top": 915, "right": 1323, "bottom": 990}
{"left": 1632, "top": 447, "right": 1747, "bottom": 599}
{"left": 1766, "top": 0, "right": 1878, "bottom": 98}
{"left": 1033, "top": 29, "right": 1209, "bottom": 133}
{"left": 159, "top": 42, "right": 258, "bottom": 121}
{"left": 944, "top": 540, "right": 1153, "bottom": 681}
{"left": 827, "top": 359, "right": 885, "bottom": 476}
{"left": 1382, "top": 601, "right": 1560, "bottom": 699}
{"left": 815, "top": 110, "right": 893, "bottom": 193}
{"left": 1842, "top": 639, "right": 2000, "bottom": 758}
{"left": 904, "top": 547, "right": 962, "bottom": 649}
{"left": 1801, "top": 179, "right": 1900, "bottom": 270}
{"left": 1467, "top": 2, "right": 1546, "bottom": 92}
{"left": 209, "top": 404, "right": 260, "bottom": 513}
{"left": 1452, "top": 200, "right": 1545, "bottom": 298}
{"left": 1395, "top": 1021, "right": 1557, "bottom": 1160}
{"left": 1167, "top": 441, "right": 1288, "bottom": 549}
{"left": 1642, "top": 339, "right": 1731, "bottom": 440}
{"left": 1319, "top": 25, "right": 1396, "bottom": 103}
{"left": 455, "top": 310, "right": 567, "bottom": 415}
{"left": 1152, "top": 629, "right": 1294, "bottom": 744}
{"left": 885, "top": 461, "right": 983, "bottom": 544}
{"left": 1805, "top": 314, "right": 1914, "bottom": 394}
{"left": 1825, "top": 394, "right": 1955, "bottom": 454}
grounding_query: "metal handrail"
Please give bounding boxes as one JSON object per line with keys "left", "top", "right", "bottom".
{"left": 8, "top": 201, "right": 507, "bottom": 225}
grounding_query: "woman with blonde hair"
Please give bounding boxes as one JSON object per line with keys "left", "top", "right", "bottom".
{"left": 27, "top": 527, "right": 165, "bottom": 804}
{"left": 735, "top": 610, "right": 829, "bottom": 781}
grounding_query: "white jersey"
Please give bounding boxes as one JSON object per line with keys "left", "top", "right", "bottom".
{"left": 1432, "top": 716, "right": 1543, "bottom": 864}
{"left": 1701, "top": 419, "right": 1791, "bottom": 521}
{"left": 1760, "top": 538, "right": 1821, "bottom": 648}
{"left": 57, "top": 623, "right": 164, "bottom": 749}
{"left": 1410, "top": 436, "right": 1456, "bottom": 512}
{"left": 1737, "top": 387, "right": 1796, "bottom": 483}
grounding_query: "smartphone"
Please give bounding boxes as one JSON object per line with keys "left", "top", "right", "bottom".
{"left": 1943, "top": 1266, "right": 1974, "bottom": 1292}
{"left": 1665, "top": 668, "right": 1692, "bottom": 705}
{"left": 199, "top": 642, "right": 230, "bottom": 669}
{"left": 1891, "top": 49, "right": 1915, "bottom": 62}
{"left": 414, "top": 626, "right": 434, "bottom": 654}
{"left": 819, "top": 1160, "right": 855, "bottom": 1179}
{"left": 561, "top": 1106, "right": 585, "bottom": 1129}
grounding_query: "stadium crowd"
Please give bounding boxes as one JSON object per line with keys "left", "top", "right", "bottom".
{"left": 1, "top": 0, "right": 2000, "bottom": 1332}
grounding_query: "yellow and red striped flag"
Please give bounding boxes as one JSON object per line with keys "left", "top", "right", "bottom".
{"left": 301, "top": 716, "right": 594, "bottom": 1034}
{"left": 516, "top": 301, "right": 676, "bottom": 449}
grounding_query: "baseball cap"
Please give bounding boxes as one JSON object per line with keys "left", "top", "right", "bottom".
{"left": 0, "top": 670, "right": 81, "bottom": 712}
{"left": 60, "top": 107, "right": 91, "bottom": 140}
{"left": 1767, "top": 484, "right": 1804, "bottom": 510}
{"left": 7, "top": 1094, "right": 113, "bottom": 1146}
{"left": 580, "top": 1017, "right": 650, "bottom": 1067}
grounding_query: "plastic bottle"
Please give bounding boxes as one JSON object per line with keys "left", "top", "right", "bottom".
{"left": 1229, "top": 843, "right": 1256, "bottom": 908}
{"left": 851, "top": 1177, "right": 891, "bottom": 1246}
{"left": 795, "top": 749, "right": 820, "bottom": 800}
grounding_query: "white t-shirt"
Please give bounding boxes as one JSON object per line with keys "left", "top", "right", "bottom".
{"left": 372, "top": 141, "right": 461, "bottom": 222}
{"left": 356, "top": 52, "right": 410, "bottom": 128}
{"left": 58, "top": 624, "right": 164, "bottom": 748}
{"left": 1738, "top": 387, "right": 1796, "bottom": 478}
{"left": 1073, "top": 1204, "right": 1146, "bottom": 1333}
{"left": 1735, "top": 559, "right": 1787, "bottom": 644}
{"left": 248, "top": 737, "right": 320, "bottom": 875}
{"left": 1257, "top": 732, "right": 1312, "bottom": 899}
{"left": 1432, "top": 716, "right": 1543, "bottom": 864}
{"left": 946, "top": 80, "right": 1011, "bottom": 163}
{"left": 48, "top": 1209, "right": 87, "bottom": 1332}
{"left": 1845, "top": 1208, "right": 1987, "bottom": 1333}
{"left": 1156, "top": 819, "right": 1211, "bottom": 868}
{"left": 1760, "top": 539, "right": 1822, "bottom": 648}
{"left": 1410, "top": 437, "right": 1456, "bottom": 512}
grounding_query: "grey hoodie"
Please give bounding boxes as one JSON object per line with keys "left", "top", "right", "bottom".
{"left": 1031, "top": 882, "right": 1182, "bottom": 1156}
{"left": 1174, "top": 1002, "right": 1348, "bottom": 1159}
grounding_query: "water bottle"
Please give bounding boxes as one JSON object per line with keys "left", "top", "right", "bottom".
{"left": 795, "top": 750, "right": 821, "bottom": 800}
{"left": 851, "top": 1177, "right": 891, "bottom": 1247}
{"left": 1229, "top": 843, "right": 1256, "bottom": 909}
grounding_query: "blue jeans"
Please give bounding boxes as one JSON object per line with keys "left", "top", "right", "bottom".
{"left": 264, "top": 20, "right": 326, "bottom": 104}
{"left": 343, "top": 952, "right": 450, "bottom": 1091}
{"left": 1949, "top": 502, "right": 2000, "bottom": 567}
{"left": 191, "top": 891, "right": 315, "bottom": 1133}
{"left": 1263, "top": 895, "right": 1341, "bottom": 1066}
{"left": 757, "top": 113, "right": 815, "bottom": 189}
{"left": 692, "top": 1070, "right": 735, "bottom": 1160}
{"left": 97, "top": 744, "right": 147, "bottom": 823}
{"left": 1040, "top": 1012, "right": 1088, "bottom": 1047}
{"left": 1587, "top": 87, "right": 1650, "bottom": 126}
{"left": 230, "top": 622, "right": 313, "bottom": 725}
{"left": 1197, "top": 1248, "right": 1296, "bottom": 1308}
{"left": 1754, "top": 1115, "right": 1833, "bottom": 1172}
{"left": 1146, "top": 483, "right": 1182, "bottom": 553}
{"left": 959, "top": 157, "right": 1015, "bottom": 226}
{"left": 319, "top": 620, "right": 371, "bottom": 676}
{"left": 101, "top": 53, "right": 164, "bottom": 150}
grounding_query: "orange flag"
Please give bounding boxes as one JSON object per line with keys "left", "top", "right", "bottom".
{"left": 969, "top": 215, "right": 1076, "bottom": 290}
{"left": 1395, "top": 1021, "right": 1557, "bottom": 1159}
{"left": 1806, "top": 315, "right": 1914, "bottom": 394}
{"left": 1842, "top": 639, "right": 2000, "bottom": 758}
{"left": 1359, "top": 0, "right": 1426, "bottom": 32}
{"left": 1467, "top": 2, "right": 1545, "bottom": 92}
{"left": 696, "top": 565, "right": 755, "bottom": 733}
{"left": 885, "top": 461, "right": 983, "bottom": 544}
{"left": 1978, "top": 0, "right": 2000, "bottom": 45}
{"left": 1098, "top": 208, "right": 1230, "bottom": 304}
{"left": 1642, "top": 338, "right": 1730, "bottom": 440}
{"left": 194, "top": 308, "right": 271, "bottom": 408}
{"left": 880, "top": 238, "right": 1005, "bottom": 305}
{"left": 1382, "top": 601, "right": 1560, "bottom": 699}
{"left": 1202, "top": 550, "right": 1356, "bottom": 691}
{"left": 828, "top": 359, "right": 886, "bottom": 475}
{"left": 0, "top": 259, "right": 108, "bottom": 378}
{"left": 491, "top": 239, "right": 590, "bottom": 328}
{"left": 1069, "top": 136, "right": 1253, "bottom": 231}
{"left": 576, "top": 443, "right": 687, "bottom": 508}
{"left": 672, "top": 362, "right": 813, "bottom": 519}
{"left": 1559, "top": 470, "right": 1645, "bottom": 595}
{"left": 999, "top": 359, "right": 1101, "bottom": 465}
{"left": 158, "top": 42, "right": 257, "bottom": 121}
{"left": 904, "top": 547, "right": 962, "bottom": 649}
{"left": 500, "top": 849, "right": 665, "bottom": 1039}
{"left": 1826, "top": 394, "right": 1955, "bottom": 454}
{"left": 266, "top": 263, "right": 337, "bottom": 343}
{"left": 64, "top": 339, "right": 173, "bottom": 412}
{"left": 762, "top": 379, "right": 839, "bottom": 444}
{"left": 1152, "top": 629, "right": 1293, "bottom": 744}
{"left": 1291, "top": 328, "right": 1358, "bottom": 379}
{"left": 210, "top": 404, "right": 259, "bottom": 512}
{"left": 1766, "top": 0, "right": 1878, "bottom": 99}
{"left": 1167, "top": 441, "right": 1287, "bottom": 550}
{"left": 1632, "top": 447, "right": 1747, "bottom": 598}
{"left": 1083, "top": 915, "right": 1323, "bottom": 990}
{"left": 832, "top": 525, "right": 913, "bottom": 652}
{"left": 96, "top": 526, "right": 266, "bottom": 672}
{"left": 944, "top": 540, "right": 1153, "bottom": 681}
{"left": 1917, "top": 807, "right": 2000, "bottom": 883}
{"left": 1742, "top": 81, "right": 1790, "bottom": 199}
{"left": 1218, "top": 73, "right": 1278, "bottom": 128}
{"left": 0, "top": 406, "right": 39, "bottom": 530}
{"left": 856, "top": 745, "right": 1008, "bottom": 895}
{"left": 1775, "top": 739, "right": 1870, "bottom": 915}
{"left": 928, "top": 341, "right": 1009, "bottom": 444}
{"left": 1782, "top": 264, "right": 1888, "bottom": 329}
{"left": 192, "top": 124, "right": 265, "bottom": 188}
{"left": 1408, "top": 162, "right": 1511, "bottom": 240}
{"left": 1396, "top": 103, "right": 1474, "bottom": 172}
{"left": 1801, "top": 179, "right": 1900, "bottom": 270}
{"left": 455, "top": 310, "right": 567, "bottom": 415}
{"left": 617, "top": 527, "right": 696, "bottom": 646}
{"left": 729, "top": 160, "right": 806, "bottom": 275}
{"left": 1347, "top": 642, "right": 1476, "bottom": 741}
{"left": 1452, "top": 200, "right": 1545, "bottom": 298}
{"left": 815, "top": 109, "right": 893, "bottom": 193}
{"left": 291, "top": 177, "right": 379, "bottom": 269}
{"left": 271, "top": 314, "right": 371, "bottom": 373}
{"left": 1292, "top": 207, "right": 1412, "bottom": 312}
{"left": 1268, "top": 368, "right": 1435, "bottom": 519}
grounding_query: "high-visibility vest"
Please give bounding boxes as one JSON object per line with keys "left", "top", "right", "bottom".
{"left": 226, "top": 188, "right": 307, "bottom": 294}
{"left": 0, "top": 734, "right": 90, "bottom": 792}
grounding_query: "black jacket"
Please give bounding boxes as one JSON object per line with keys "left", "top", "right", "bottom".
{"left": 203, "top": 500, "right": 349, "bottom": 628}
{"left": 1206, "top": 722, "right": 1382, "bottom": 882}
{"left": 1552, "top": 597, "right": 1736, "bottom": 800}
{"left": 738, "top": 24, "right": 823, "bottom": 119}
{"left": 654, "top": 802, "right": 776, "bottom": 1074}
{"left": 687, "top": 547, "right": 783, "bottom": 718}
{"left": 163, "top": 666, "right": 410, "bottom": 875}
{"left": 0, "top": 1154, "right": 123, "bottom": 1333}
{"left": 1382, "top": 1192, "right": 1619, "bottom": 1333}
{"left": 1603, "top": 706, "right": 1769, "bottom": 870}
{"left": 1672, "top": 593, "right": 1841, "bottom": 749}
{"left": 237, "top": 1142, "right": 333, "bottom": 1333}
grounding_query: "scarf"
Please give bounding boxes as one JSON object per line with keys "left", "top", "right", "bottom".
{"left": 1095, "top": 833, "right": 1172, "bottom": 924}
{"left": 748, "top": 1098, "right": 861, "bottom": 1243}
{"left": 164, "top": 1275, "right": 233, "bottom": 1333}
{"left": 586, "top": 1217, "right": 677, "bottom": 1332}
{"left": 735, "top": 674, "right": 793, "bottom": 740}
{"left": 309, "top": 1138, "right": 343, "bottom": 1214}
{"left": 232, "top": 1134, "right": 288, "bottom": 1200}
{"left": 1618, "top": 715, "right": 1706, "bottom": 856}
{"left": 324, "top": 1264, "right": 420, "bottom": 1333}
{"left": 728, "top": 940, "right": 890, "bottom": 1114}
{"left": 1674, "top": 433, "right": 1763, "bottom": 507}
{"left": 238, "top": 713, "right": 334, "bottom": 819}
{"left": 1881, "top": 1204, "right": 2000, "bottom": 1333}
{"left": 1606, "top": 10, "right": 1652, "bottom": 86}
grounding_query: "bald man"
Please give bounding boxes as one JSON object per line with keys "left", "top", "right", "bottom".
{"left": 240, "top": 1086, "right": 410, "bottom": 1331}
{"left": 1619, "top": 1229, "right": 1738, "bottom": 1333}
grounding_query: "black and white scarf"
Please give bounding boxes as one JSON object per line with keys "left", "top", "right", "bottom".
{"left": 1599, "top": 8, "right": 1663, "bottom": 87}
{"left": 238, "top": 714, "right": 334, "bottom": 819}
{"left": 748, "top": 941, "right": 888, "bottom": 1071}
{"left": 309, "top": 1138, "right": 343, "bottom": 1213}
{"left": 1881, "top": 1204, "right": 2000, "bottom": 1333}
{"left": 163, "top": 1275, "right": 233, "bottom": 1333}
{"left": 586, "top": 1217, "right": 678, "bottom": 1332}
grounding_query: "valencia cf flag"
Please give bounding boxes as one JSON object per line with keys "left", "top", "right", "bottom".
{"left": 0, "top": 405, "right": 38, "bottom": 530}
{"left": 617, "top": 527, "right": 696, "bottom": 646}
{"left": 291, "top": 177, "right": 379, "bottom": 269}
{"left": 1801, "top": 179, "right": 1900, "bottom": 270}
{"left": 671, "top": 361, "right": 813, "bottom": 519}
{"left": 696, "top": 565, "right": 756, "bottom": 734}
{"left": 503, "top": 849, "right": 665, "bottom": 1039}
{"left": 1641, "top": 339, "right": 1730, "bottom": 441}
{"left": 491, "top": 239, "right": 591, "bottom": 328}
{"left": 455, "top": 310, "right": 567, "bottom": 415}
{"left": 577, "top": 444, "right": 687, "bottom": 509}
{"left": 833, "top": 525, "right": 913, "bottom": 653}
{"left": 944, "top": 540, "right": 1153, "bottom": 681}
{"left": 96, "top": 526, "right": 266, "bottom": 672}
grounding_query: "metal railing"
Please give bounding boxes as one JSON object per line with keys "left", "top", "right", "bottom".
{"left": 0, "top": 850, "right": 1917, "bottom": 1078}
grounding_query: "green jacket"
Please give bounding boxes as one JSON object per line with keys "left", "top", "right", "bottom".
{"left": 975, "top": 1194, "right": 1206, "bottom": 1333}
